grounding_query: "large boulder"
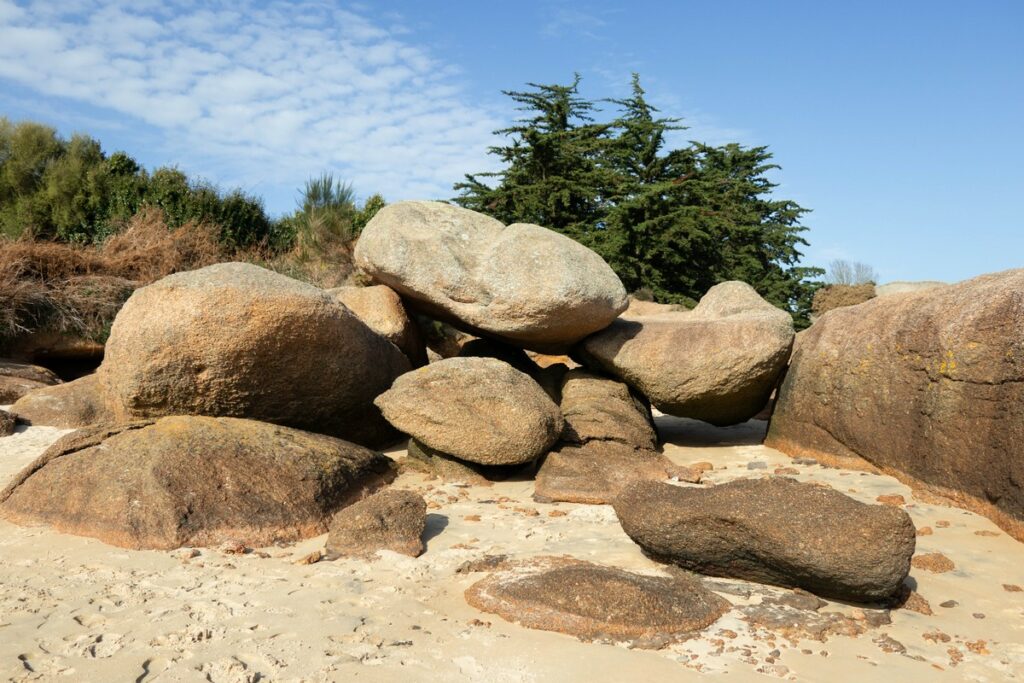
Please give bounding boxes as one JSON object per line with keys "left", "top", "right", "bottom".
{"left": 464, "top": 556, "right": 729, "bottom": 648}
{"left": 558, "top": 369, "right": 656, "bottom": 449}
{"left": 0, "top": 360, "right": 61, "bottom": 404}
{"left": 98, "top": 263, "right": 410, "bottom": 447}
{"left": 0, "top": 416, "right": 394, "bottom": 550}
{"left": 10, "top": 374, "right": 110, "bottom": 428}
{"left": 375, "top": 357, "right": 563, "bottom": 466}
{"left": 328, "top": 284, "right": 427, "bottom": 367}
{"left": 613, "top": 478, "right": 916, "bottom": 603}
{"left": 325, "top": 489, "right": 427, "bottom": 558}
{"left": 354, "top": 201, "right": 628, "bottom": 351}
{"left": 577, "top": 281, "right": 794, "bottom": 425}
{"left": 767, "top": 269, "right": 1024, "bottom": 541}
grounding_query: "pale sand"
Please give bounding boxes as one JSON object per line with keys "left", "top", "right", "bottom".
{"left": 1, "top": 412, "right": 1022, "bottom": 682}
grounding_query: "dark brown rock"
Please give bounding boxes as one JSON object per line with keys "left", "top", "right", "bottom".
{"left": 613, "top": 477, "right": 916, "bottom": 603}
{"left": 0, "top": 416, "right": 394, "bottom": 550}
{"left": 766, "top": 269, "right": 1024, "bottom": 541}
{"left": 534, "top": 441, "right": 671, "bottom": 505}
{"left": 98, "top": 263, "right": 410, "bottom": 448}
{"left": 325, "top": 489, "right": 427, "bottom": 558}
{"left": 375, "top": 357, "right": 563, "bottom": 466}
{"left": 578, "top": 282, "right": 793, "bottom": 425}
{"left": 0, "top": 408, "right": 14, "bottom": 436}
{"left": 464, "top": 556, "right": 729, "bottom": 648}
{"left": 10, "top": 374, "right": 110, "bottom": 428}
{"left": 0, "top": 359, "right": 61, "bottom": 404}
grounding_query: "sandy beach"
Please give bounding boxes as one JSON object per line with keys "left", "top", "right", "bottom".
{"left": 1, "top": 412, "right": 1022, "bottom": 682}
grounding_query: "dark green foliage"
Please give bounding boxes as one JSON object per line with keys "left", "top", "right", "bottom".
{"left": 0, "top": 117, "right": 273, "bottom": 248}
{"left": 454, "top": 75, "right": 823, "bottom": 326}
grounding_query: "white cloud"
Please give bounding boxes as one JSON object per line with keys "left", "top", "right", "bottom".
{"left": 0, "top": 0, "right": 502, "bottom": 210}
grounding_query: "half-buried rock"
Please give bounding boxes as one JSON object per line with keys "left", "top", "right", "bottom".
{"left": 577, "top": 281, "right": 793, "bottom": 425}
{"left": 0, "top": 416, "right": 394, "bottom": 550}
{"left": 98, "top": 263, "right": 410, "bottom": 448}
{"left": 325, "top": 489, "right": 427, "bottom": 558}
{"left": 464, "top": 556, "right": 730, "bottom": 648}
{"left": 354, "top": 201, "right": 628, "bottom": 352}
{"left": 10, "top": 374, "right": 110, "bottom": 428}
{"left": 375, "top": 357, "right": 563, "bottom": 467}
{"left": 613, "top": 478, "right": 916, "bottom": 604}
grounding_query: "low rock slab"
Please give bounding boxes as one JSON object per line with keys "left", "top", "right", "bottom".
{"left": 577, "top": 281, "right": 793, "bottom": 425}
{"left": 326, "top": 489, "right": 427, "bottom": 558}
{"left": 354, "top": 201, "right": 627, "bottom": 352}
{"left": 534, "top": 441, "right": 671, "bottom": 505}
{"left": 10, "top": 374, "right": 110, "bottom": 428}
{"left": 613, "top": 478, "right": 915, "bottom": 604}
{"left": 375, "top": 357, "right": 563, "bottom": 466}
{"left": 0, "top": 359, "right": 61, "bottom": 404}
{"left": 0, "top": 416, "right": 394, "bottom": 550}
{"left": 464, "top": 556, "right": 730, "bottom": 648}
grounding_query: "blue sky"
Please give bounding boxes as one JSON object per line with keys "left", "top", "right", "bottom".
{"left": 1, "top": 1, "right": 1021, "bottom": 283}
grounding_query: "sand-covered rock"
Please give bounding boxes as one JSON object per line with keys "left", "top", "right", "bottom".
{"left": 375, "top": 357, "right": 563, "bottom": 466}
{"left": 767, "top": 269, "right": 1024, "bottom": 541}
{"left": 9, "top": 374, "right": 110, "bottom": 428}
{"left": 614, "top": 478, "right": 916, "bottom": 603}
{"left": 464, "top": 556, "right": 730, "bottom": 648}
{"left": 0, "top": 409, "right": 13, "bottom": 437}
{"left": 325, "top": 489, "right": 427, "bottom": 558}
{"left": 328, "top": 284, "right": 427, "bottom": 367}
{"left": 98, "top": 263, "right": 410, "bottom": 447}
{"left": 0, "top": 416, "right": 394, "bottom": 549}
{"left": 0, "top": 360, "right": 61, "bottom": 404}
{"left": 578, "top": 281, "right": 794, "bottom": 425}
{"left": 354, "top": 201, "right": 628, "bottom": 351}
{"left": 534, "top": 441, "right": 671, "bottom": 505}
{"left": 558, "top": 369, "right": 656, "bottom": 449}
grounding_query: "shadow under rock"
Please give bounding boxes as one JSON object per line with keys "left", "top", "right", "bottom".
{"left": 655, "top": 415, "right": 768, "bottom": 448}
{"left": 423, "top": 513, "right": 449, "bottom": 550}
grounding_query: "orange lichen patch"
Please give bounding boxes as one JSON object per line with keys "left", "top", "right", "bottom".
{"left": 966, "top": 640, "right": 990, "bottom": 655}
{"left": 912, "top": 553, "right": 955, "bottom": 573}
{"left": 876, "top": 494, "right": 906, "bottom": 506}
{"left": 947, "top": 647, "right": 964, "bottom": 667}
{"left": 923, "top": 631, "right": 951, "bottom": 643}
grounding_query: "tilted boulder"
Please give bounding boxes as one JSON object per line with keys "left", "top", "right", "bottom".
{"left": 375, "top": 357, "right": 563, "bottom": 466}
{"left": 10, "top": 374, "right": 110, "bottom": 428}
{"left": 767, "top": 269, "right": 1024, "bottom": 541}
{"left": 354, "top": 201, "right": 628, "bottom": 352}
{"left": 558, "top": 369, "right": 657, "bottom": 449}
{"left": 98, "top": 263, "right": 410, "bottom": 447}
{"left": 0, "top": 416, "right": 394, "bottom": 549}
{"left": 328, "top": 284, "right": 427, "bottom": 367}
{"left": 325, "top": 489, "right": 427, "bottom": 558}
{"left": 464, "top": 556, "right": 729, "bottom": 648}
{"left": 577, "top": 281, "right": 794, "bottom": 425}
{"left": 0, "top": 360, "right": 61, "bottom": 404}
{"left": 613, "top": 478, "right": 916, "bottom": 603}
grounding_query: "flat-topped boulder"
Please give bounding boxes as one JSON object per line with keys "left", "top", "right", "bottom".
{"left": 767, "top": 268, "right": 1024, "bottom": 541}
{"left": 375, "top": 357, "right": 563, "bottom": 466}
{"left": 534, "top": 441, "right": 672, "bottom": 505}
{"left": 614, "top": 478, "right": 915, "bottom": 604}
{"left": 10, "top": 374, "right": 110, "bottom": 428}
{"left": 0, "top": 360, "right": 61, "bottom": 404}
{"left": 577, "top": 281, "right": 794, "bottom": 425}
{"left": 98, "top": 263, "right": 410, "bottom": 448}
{"left": 0, "top": 416, "right": 394, "bottom": 550}
{"left": 354, "top": 201, "right": 628, "bottom": 352}
{"left": 465, "top": 556, "right": 730, "bottom": 648}
{"left": 328, "top": 284, "right": 427, "bottom": 367}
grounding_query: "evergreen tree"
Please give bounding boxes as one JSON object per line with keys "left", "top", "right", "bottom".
{"left": 454, "top": 75, "right": 823, "bottom": 326}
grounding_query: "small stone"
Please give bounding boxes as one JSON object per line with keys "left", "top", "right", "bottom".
{"left": 548, "top": 510, "right": 567, "bottom": 518}
{"left": 464, "top": 515, "right": 481, "bottom": 522}
{"left": 747, "top": 461, "right": 768, "bottom": 470}
{"left": 966, "top": 640, "right": 990, "bottom": 655}
{"left": 793, "top": 458, "right": 818, "bottom": 466}
{"left": 916, "top": 526, "right": 934, "bottom": 536}
{"left": 900, "top": 590, "right": 933, "bottom": 615}
{"left": 935, "top": 520, "right": 950, "bottom": 528}
{"left": 774, "top": 467, "right": 799, "bottom": 475}
{"left": 974, "top": 530, "right": 1000, "bottom": 537}
{"left": 972, "top": 612, "right": 985, "bottom": 619}
{"left": 939, "top": 600, "right": 958, "bottom": 608}
{"left": 1003, "top": 584, "right": 1023, "bottom": 592}
{"left": 0, "top": 409, "right": 15, "bottom": 437}
{"left": 219, "top": 540, "right": 248, "bottom": 555}
{"left": 875, "top": 494, "right": 905, "bottom": 506}
{"left": 911, "top": 552, "right": 955, "bottom": 573}
{"left": 295, "top": 550, "right": 323, "bottom": 565}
